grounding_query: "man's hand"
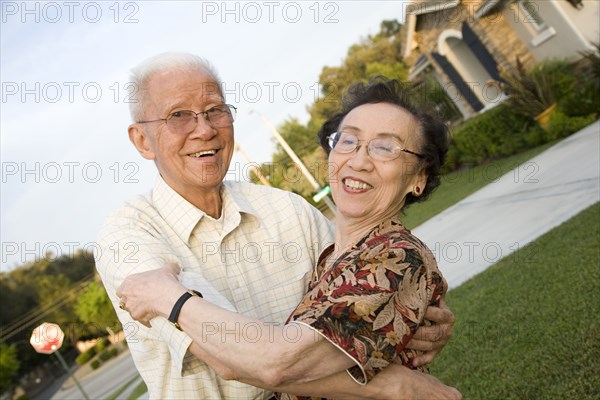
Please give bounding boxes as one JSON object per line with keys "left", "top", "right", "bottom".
{"left": 363, "top": 362, "right": 461, "bottom": 400}
{"left": 407, "top": 299, "right": 455, "bottom": 367}
{"left": 116, "top": 263, "right": 186, "bottom": 327}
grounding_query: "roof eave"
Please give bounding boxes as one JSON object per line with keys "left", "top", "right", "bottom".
{"left": 402, "top": 0, "right": 461, "bottom": 60}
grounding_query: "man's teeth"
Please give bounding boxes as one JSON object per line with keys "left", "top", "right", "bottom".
{"left": 344, "top": 178, "right": 371, "bottom": 190}
{"left": 189, "top": 150, "right": 217, "bottom": 158}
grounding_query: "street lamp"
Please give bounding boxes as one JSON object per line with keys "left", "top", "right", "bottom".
{"left": 234, "top": 142, "right": 271, "bottom": 187}
{"left": 248, "top": 109, "right": 336, "bottom": 215}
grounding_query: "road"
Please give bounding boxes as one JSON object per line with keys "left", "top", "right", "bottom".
{"left": 51, "top": 350, "right": 139, "bottom": 400}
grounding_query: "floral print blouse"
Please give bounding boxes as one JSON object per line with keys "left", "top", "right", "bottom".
{"left": 279, "top": 217, "right": 446, "bottom": 400}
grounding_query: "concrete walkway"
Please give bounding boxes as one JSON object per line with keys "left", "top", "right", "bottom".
{"left": 414, "top": 120, "right": 600, "bottom": 289}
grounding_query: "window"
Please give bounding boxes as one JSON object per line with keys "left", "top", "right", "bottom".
{"left": 518, "top": 0, "right": 548, "bottom": 31}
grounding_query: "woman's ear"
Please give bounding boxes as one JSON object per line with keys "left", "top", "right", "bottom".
{"left": 128, "top": 124, "right": 156, "bottom": 160}
{"left": 414, "top": 168, "right": 428, "bottom": 197}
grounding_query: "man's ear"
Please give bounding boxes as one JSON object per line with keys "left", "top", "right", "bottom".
{"left": 128, "top": 124, "right": 155, "bottom": 160}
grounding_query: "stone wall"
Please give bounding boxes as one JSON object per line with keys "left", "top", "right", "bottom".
{"left": 408, "top": 0, "right": 537, "bottom": 115}
{"left": 471, "top": 4, "right": 536, "bottom": 73}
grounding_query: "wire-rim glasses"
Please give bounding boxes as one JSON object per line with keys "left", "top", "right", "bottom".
{"left": 136, "top": 104, "right": 237, "bottom": 134}
{"left": 328, "top": 131, "right": 424, "bottom": 161}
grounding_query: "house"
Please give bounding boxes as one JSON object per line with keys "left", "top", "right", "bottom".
{"left": 401, "top": 0, "right": 599, "bottom": 118}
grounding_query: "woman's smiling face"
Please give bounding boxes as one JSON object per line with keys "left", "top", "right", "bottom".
{"left": 328, "top": 102, "right": 428, "bottom": 223}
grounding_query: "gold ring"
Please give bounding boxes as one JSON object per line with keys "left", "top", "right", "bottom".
{"left": 119, "top": 301, "right": 127, "bottom": 310}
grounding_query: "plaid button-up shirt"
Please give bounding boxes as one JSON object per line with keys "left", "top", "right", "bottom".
{"left": 96, "top": 176, "right": 333, "bottom": 399}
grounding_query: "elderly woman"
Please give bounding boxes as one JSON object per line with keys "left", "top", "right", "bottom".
{"left": 118, "top": 78, "right": 458, "bottom": 399}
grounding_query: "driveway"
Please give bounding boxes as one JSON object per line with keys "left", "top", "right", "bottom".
{"left": 414, "top": 120, "right": 600, "bottom": 289}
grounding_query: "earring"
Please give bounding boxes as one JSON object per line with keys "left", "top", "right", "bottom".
{"left": 415, "top": 186, "right": 421, "bottom": 194}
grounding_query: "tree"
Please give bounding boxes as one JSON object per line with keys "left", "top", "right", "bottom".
{"left": 33, "top": 274, "right": 79, "bottom": 325}
{"left": 0, "top": 277, "right": 37, "bottom": 328}
{"left": 262, "top": 20, "right": 410, "bottom": 202}
{"left": 0, "top": 252, "right": 96, "bottom": 384}
{"left": 75, "top": 280, "right": 120, "bottom": 335}
{"left": 0, "top": 343, "right": 20, "bottom": 393}
{"left": 272, "top": 117, "right": 319, "bottom": 167}
{"left": 311, "top": 20, "right": 407, "bottom": 121}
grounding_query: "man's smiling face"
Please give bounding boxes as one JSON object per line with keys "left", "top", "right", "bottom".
{"left": 131, "top": 68, "right": 235, "bottom": 201}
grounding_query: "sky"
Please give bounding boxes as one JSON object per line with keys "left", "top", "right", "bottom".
{"left": 1, "top": 0, "right": 410, "bottom": 271}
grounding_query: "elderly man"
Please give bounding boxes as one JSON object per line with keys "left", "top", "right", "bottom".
{"left": 96, "top": 52, "right": 459, "bottom": 399}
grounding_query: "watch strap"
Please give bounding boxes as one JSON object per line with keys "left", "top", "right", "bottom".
{"left": 168, "top": 289, "right": 202, "bottom": 330}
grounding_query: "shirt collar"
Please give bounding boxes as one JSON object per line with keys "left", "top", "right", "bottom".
{"left": 152, "top": 176, "right": 260, "bottom": 244}
{"left": 152, "top": 176, "right": 206, "bottom": 245}
{"left": 221, "top": 181, "right": 261, "bottom": 233}
{"left": 222, "top": 181, "right": 258, "bottom": 216}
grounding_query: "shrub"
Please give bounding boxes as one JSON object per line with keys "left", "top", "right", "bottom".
{"left": 445, "top": 103, "right": 533, "bottom": 170}
{"left": 578, "top": 42, "right": 600, "bottom": 93}
{"left": 542, "top": 59, "right": 578, "bottom": 98}
{"left": 98, "top": 349, "right": 113, "bottom": 361}
{"left": 544, "top": 111, "right": 597, "bottom": 141}
{"left": 560, "top": 44, "right": 600, "bottom": 117}
{"left": 90, "top": 360, "right": 100, "bottom": 370}
{"left": 98, "top": 347, "right": 119, "bottom": 362}
{"left": 522, "top": 124, "right": 547, "bottom": 148}
{"left": 560, "top": 81, "right": 600, "bottom": 118}
{"left": 75, "top": 350, "right": 93, "bottom": 366}
{"left": 93, "top": 337, "right": 108, "bottom": 352}
{"left": 501, "top": 56, "right": 598, "bottom": 120}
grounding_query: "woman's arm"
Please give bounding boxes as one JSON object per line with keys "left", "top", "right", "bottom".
{"left": 186, "top": 338, "right": 461, "bottom": 400}
{"left": 269, "top": 362, "right": 461, "bottom": 400}
{"left": 118, "top": 264, "right": 355, "bottom": 387}
{"left": 118, "top": 259, "right": 454, "bottom": 389}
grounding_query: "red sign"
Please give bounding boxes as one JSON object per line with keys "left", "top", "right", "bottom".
{"left": 30, "top": 323, "right": 64, "bottom": 354}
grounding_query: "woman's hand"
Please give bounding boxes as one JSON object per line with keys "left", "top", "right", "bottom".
{"left": 407, "top": 298, "right": 455, "bottom": 367}
{"left": 116, "top": 263, "right": 187, "bottom": 327}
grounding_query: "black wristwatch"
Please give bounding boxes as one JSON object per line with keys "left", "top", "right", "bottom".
{"left": 168, "top": 289, "right": 203, "bottom": 330}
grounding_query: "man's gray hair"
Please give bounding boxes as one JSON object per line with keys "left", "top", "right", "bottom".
{"left": 128, "top": 52, "right": 223, "bottom": 122}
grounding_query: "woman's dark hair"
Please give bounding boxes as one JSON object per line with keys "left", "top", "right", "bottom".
{"left": 317, "top": 77, "right": 450, "bottom": 207}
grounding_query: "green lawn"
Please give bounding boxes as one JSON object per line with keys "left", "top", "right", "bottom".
{"left": 104, "top": 375, "right": 139, "bottom": 400}
{"left": 402, "top": 142, "right": 556, "bottom": 229}
{"left": 104, "top": 375, "right": 147, "bottom": 400}
{"left": 126, "top": 380, "right": 148, "bottom": 400}
{"left": 430, "top": 202, "right": 600, "bottom": 399}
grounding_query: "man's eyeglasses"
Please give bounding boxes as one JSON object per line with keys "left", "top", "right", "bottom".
{"left": 328, "top": 131, "right": 424, "bottom": 161}
{"left": 136, "top": 104, "right": 237, "bottom": 134}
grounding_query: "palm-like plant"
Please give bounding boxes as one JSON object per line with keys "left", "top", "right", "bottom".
{"left": 500, "top": 58, "right": 558, "bottom": 120}
{"left": 577, "top": 41, "right": 600, "bottom": 96}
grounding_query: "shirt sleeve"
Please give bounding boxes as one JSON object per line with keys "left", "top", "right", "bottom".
{"left": 94, "top": 204, "right": 195, "bottom": 377}
{"left": 288, "top": 239, "right": 444, "bottom": 384}
{"left": 288, "top": 191, "right": 335, "bottom": 259}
